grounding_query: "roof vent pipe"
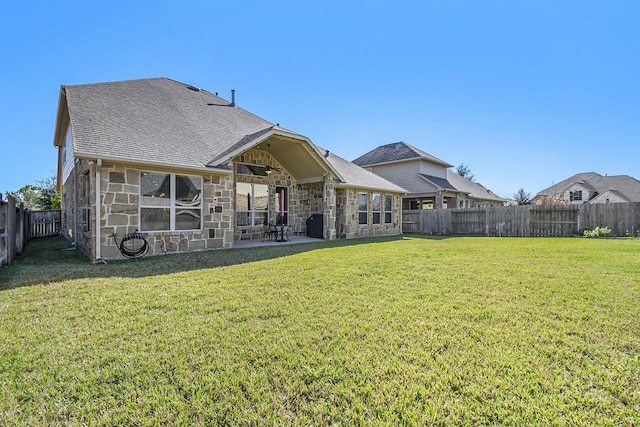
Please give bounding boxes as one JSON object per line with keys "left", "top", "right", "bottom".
{"left": 230, "top": 89, "right": 236, "bottom": 107}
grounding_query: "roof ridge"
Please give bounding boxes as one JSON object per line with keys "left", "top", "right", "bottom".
{"left": 63, "top": 76, "right": 168, "bottom": 89}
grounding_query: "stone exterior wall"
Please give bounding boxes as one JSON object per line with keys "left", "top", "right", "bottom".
{"left": 337, "top": 188, "right": 402, "bottom": 239}
{"left": 231, "top": 149, "right": 402, "bottom": 241}
{"left": 61, "top": 159, "right": 94, "bottom": 259}
{"left": 323, "top": 175, "right": 337, "bottom": 240}
{"left": 233, "top": 149, "right": 323, "bottom": 240}
{"left": 62, "top": 149, "right": 404, "bottom": 260}
{"left": 298, "top": 182, "right": 325, "bottom": 236}
{"left": 91, "top": 163, "right": 235, "bottom": 260}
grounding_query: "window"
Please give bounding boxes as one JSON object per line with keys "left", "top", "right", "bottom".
{"left": 570, "top": 190, "right": 582, "bottom": 201}
{"left": 372, "top": 193, "right": 381, "bottom": 224}
{"left": 384, "top": 195, "right": 392, "bottom": 223}
{"left": 358, "top": 192, "right": 368, "bottom": 225}
{"left": 275, "top": 186, "right": 289, "bottom": 225}
{"left": 236, "top": 163, "right": 268, "bottom": 177}
{"left": 140, "top": 172, "right": 202, "bottom": 232}
{"left": 62, "top": 126, "right": 74, "bottom": 184}
{"left": 236, "top": 182, "right": 269, "bottom": 226}
{"left": 82, "top": 172, "right": 91, "bottom": 232}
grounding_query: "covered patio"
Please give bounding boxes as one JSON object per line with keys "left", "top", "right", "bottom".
{"left": 233, "top": 233, "right": 323, "bottom": 249}
{"left": 220, "top": 128, "right": 339, "bottom": 243}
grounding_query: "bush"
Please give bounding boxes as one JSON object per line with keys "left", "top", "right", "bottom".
{"left": 582, "top": 226, "right": 611, "bottom": 238}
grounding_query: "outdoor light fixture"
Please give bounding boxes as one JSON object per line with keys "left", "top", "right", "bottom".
{"left": 264, "top": 142, "right": 280, "bottom": 175}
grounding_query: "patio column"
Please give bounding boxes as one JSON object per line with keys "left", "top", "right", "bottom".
{"left": 435, "top": 192, "right": 444, "bottom": 209}
{"left": 323, "top": 174, "right": 337, "bottom": 240}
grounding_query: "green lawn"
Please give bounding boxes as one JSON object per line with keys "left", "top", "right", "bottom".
{"left": 1, "top": 236, "right": 639, "bottom": 425}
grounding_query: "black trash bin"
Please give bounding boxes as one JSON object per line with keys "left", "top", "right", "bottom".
{"left": 306, "top": 213, "right": 324, "bottom": 239}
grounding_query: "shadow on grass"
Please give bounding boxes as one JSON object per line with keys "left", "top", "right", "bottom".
{"left": 0, "top": 234, "right": 411, "bottom": 291}
{"left": 401, "top": 233, "right": 454, "bottom": 241}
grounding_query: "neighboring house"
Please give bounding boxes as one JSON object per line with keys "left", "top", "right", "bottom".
{"left": 53, "top": 77, "right": 406, "bottom": 261}
{"left": 352, "top": 141, "right": 505, "bottom": 209}
{"left": 533, "top": 172, "right": 640, "bottom": 205}
{"left": 445, "top": 171, "right": 506, "bottom": 208}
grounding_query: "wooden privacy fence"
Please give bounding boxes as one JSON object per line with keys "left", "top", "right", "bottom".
{"left": 403, "top": 202, "right": 640, "bottom": 237}
{"left": 0, "top": 195, "right": 24, "bottom": 266}
{"left": 0, "top": 194, "right": 61, "bottom": 266}
{"left": 29, "top": 210, "right": 62, "bottom": 238}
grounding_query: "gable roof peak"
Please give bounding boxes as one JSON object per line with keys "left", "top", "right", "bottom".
{"left": 352, "top": 141, "right": 452, "bottom": 167}
{"left": 59, "top": 77, "right": 275, "bottom": 169}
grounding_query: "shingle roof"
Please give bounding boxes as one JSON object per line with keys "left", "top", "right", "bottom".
{"left": 352, "top": 141, "right": 452, "bottom": 168}
{"left": 446, "top": 171, "right": 506, "bottom": 202}
{"left": 323, "top": 150, "right": 407, "bottom": 193}
{"left": 419, "top": 174, "right": 457, "bottom": 191}
{"left": 535, "top": 172, "right": 640, "bottom": 202}
{"left": 591, "top": 175, "right": 640, "bottom": 201}
{"left": 63, "top": 77, "right": 275, "bottom": 169}
{"left": 59, "top": 77, "right": 404, "bottom": 193}
{"left": 535, "top": 172, "right": 600, "bottom": 196}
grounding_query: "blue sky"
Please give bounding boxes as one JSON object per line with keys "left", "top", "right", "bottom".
{"left": 1, "top": 0, "right": 638, "bottom": 199}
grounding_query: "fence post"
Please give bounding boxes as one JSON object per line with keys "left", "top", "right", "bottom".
{"left": 7, "top": 196, "right": 16, "bottom": 264}
{"left": 16, "top": 202, "right": 25, "bottom": 254}
{"left": 0, "top": 198, "right": 5, "bottom": 265}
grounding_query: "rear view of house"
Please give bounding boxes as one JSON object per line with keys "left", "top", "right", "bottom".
{"left": 53, "top": 78, "right": 406, "bottom": 261}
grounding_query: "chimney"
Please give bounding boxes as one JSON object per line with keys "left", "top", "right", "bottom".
{"left": 230, "top": 89, "right": 236, "bottom": 107}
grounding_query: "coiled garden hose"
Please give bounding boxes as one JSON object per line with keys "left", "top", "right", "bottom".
{"left": 112, "top": 230, "right": 149, "bottom": 259}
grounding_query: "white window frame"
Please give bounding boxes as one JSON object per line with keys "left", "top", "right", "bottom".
{"left": 275, "top": 186, "right": 289, "bottom": 225}
{"left": 82, "top": 171, "right": 91, "bottom": 233}
{"left": 358, "top": 192, "right": 368, "bottom": 225}
{"left": 236, "top": 162, "right": 269, "bottom": 177}
{"left": 384, "top": 195, "right": 393, "bottom": 224}
{"left": 372, "top": 193, "right": 381, "bottom": 225}
{"left": 236, "top": 182, "right": 269, "bottom": 227}
{"left": 139, "top": 172, "right": 203, "bottom": 232}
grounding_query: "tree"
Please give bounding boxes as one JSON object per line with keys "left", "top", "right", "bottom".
{"left": 535, "top": 183, "right": 566, "bottom": 205}
{"left": 5, "top": 174, "right": 60, "bottom": 210}
{"left": 6, "top": 185, "right": 42, "bottom": 210}
{"left": 36, "top": 175, "right": 60, "bottom": 209}
{"left": 536, "top": 193, "right": 565, "bottom": 205}
{"left": 513, "top": 188, "right": 531, "bottom": 205}
{"left": 455, "top": 163, "right": 475, "bottom": 182}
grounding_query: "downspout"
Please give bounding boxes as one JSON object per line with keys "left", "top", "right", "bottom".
{"left": 399, "top": 194, "right": 403, "bottom": 235}
{"left": 94, "top": 159, "right": 103, "bottom": 263}
{"left": 323, "top": 174, "right": 328, "bottom": 239}
{"left": 73, "top": 159, "right": 78, "bottom": 244}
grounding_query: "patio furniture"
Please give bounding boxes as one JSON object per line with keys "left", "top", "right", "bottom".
{"left": 263, "top": 223, "right": 278, "bottom": 241}
{"left": 275, "top": 225, "right": 290, "bottom": 242}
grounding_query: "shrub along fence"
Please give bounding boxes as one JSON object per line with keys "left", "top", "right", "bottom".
{"left": 0, "top": 194, "right": 61, "bottom": 266}
{"left": 402, "top": 202, "right": 640, "bottom": 237}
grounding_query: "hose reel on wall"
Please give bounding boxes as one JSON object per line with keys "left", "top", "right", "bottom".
{"left": 111, "top": 230, "right": 149, "bottom": 259}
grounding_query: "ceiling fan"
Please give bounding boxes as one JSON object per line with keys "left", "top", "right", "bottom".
{"left": 264, "top": 142, "right": 281, "bottom": 175}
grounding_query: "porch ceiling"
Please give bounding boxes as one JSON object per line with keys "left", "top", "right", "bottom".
{"left": 256, "top": 135, "right": 327, "bottom": 182}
